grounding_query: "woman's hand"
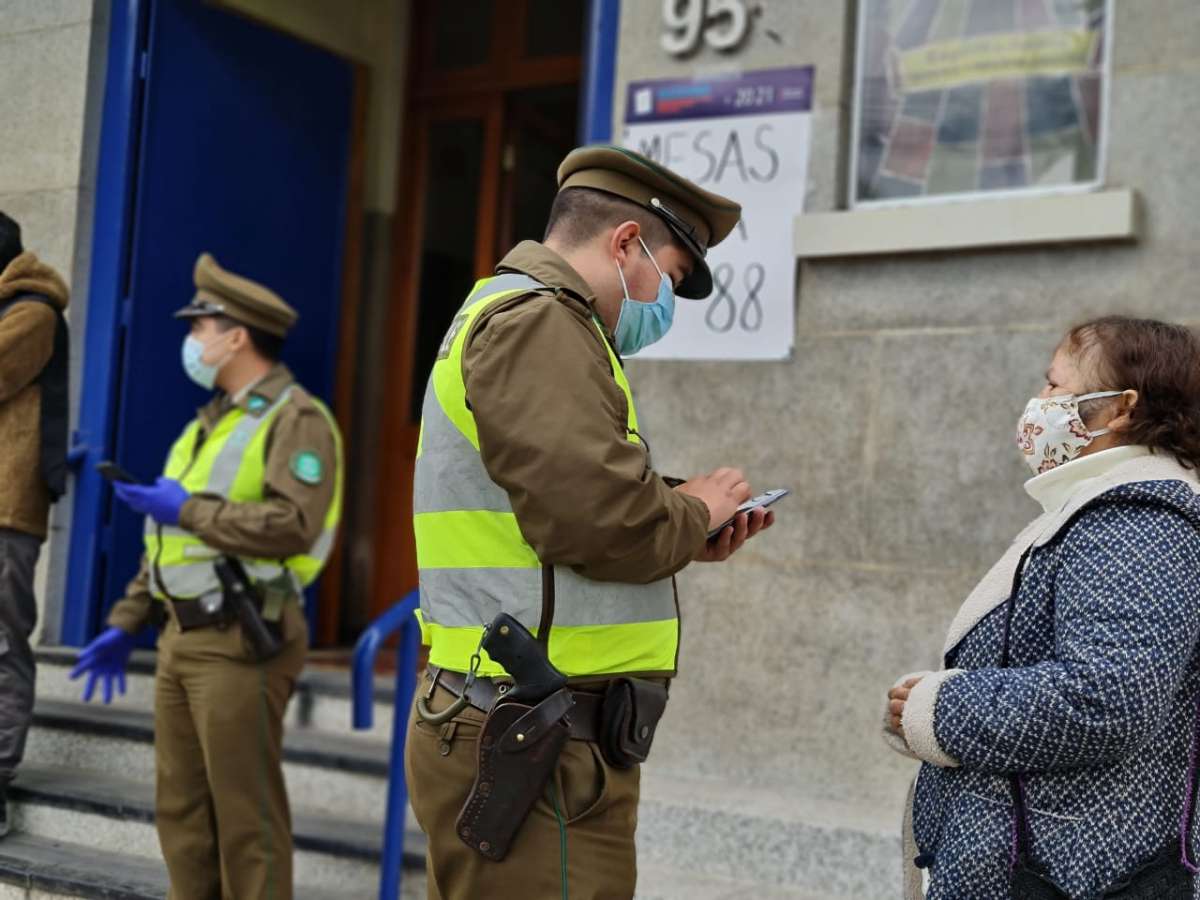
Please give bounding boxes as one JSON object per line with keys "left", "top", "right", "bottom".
{"left": 887, "top": 676, "right": 925, "bottom": 739}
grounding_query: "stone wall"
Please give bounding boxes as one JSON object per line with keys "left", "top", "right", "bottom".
{"left": 613, "top": 0, "right": 1200, "bottom": 856}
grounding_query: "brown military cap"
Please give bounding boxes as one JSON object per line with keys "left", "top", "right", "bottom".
{"left": 557, "top": 145, "right": 741, "bottom": 299}
{"left": 174, "top": 253, "right": 297, "bottom": 338}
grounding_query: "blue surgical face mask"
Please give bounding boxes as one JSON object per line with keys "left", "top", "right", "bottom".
{"left": 613, "top": 237, "right": 675, "bottom": 356}
{"left": 181, "top": 333, "right": 231, "bottom": 390}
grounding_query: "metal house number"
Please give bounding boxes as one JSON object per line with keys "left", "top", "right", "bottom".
{"left": 660, "top": 0, "right": 752, "bottom": 56}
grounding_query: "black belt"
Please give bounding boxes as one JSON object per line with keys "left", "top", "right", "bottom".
{"left": 168, "top": 597, "right": 234, "bottom": 631}
{"left": 429, "top": 666, "right": 603, "bottom": 743}
{"left": 166, "top": 591, "right": 280, "bottom": 632}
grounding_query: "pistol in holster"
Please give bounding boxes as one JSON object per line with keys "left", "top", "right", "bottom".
{"left": 452, "top": 614, "right": 671, "bottom": 861}
{"left": 455, "top": 613, "right": 574, "bottom": 862}
{"left": 213, "top": 556, "right": 284, "bottom": 662}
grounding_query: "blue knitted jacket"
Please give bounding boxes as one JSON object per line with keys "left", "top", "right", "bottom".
{"left": 913, "top": 477, "right": 1200, "bottom": 899}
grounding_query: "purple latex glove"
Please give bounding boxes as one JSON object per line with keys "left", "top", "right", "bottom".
{"left": 113, "top": 477, "right": 189, "bottom": 526}
{"left": 69, "top": 627, "right": 136, "bottom": 704}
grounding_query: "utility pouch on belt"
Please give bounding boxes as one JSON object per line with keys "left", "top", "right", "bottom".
{"left": 599, "top": 677, "right": 668, "bottom": 769}
{"left": 455, "top": 688, "right": 574, "bottom": 861}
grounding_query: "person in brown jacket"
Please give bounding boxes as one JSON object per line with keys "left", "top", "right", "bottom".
{"left": 71, "top": 253, "right": 342, "bottom": 900}
{"left": 0, "top": 210, "right": 70, "bottom": 837}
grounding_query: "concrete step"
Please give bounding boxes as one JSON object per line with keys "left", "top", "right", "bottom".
{"left": 28, "top": 701, "right": 899, "bottom": 898}
{"left": 27, "top": 699, "right": 403, "bottom": 827}
{"left": 0, "top": 832, "right": 426, "bottom": 899}
{"left": 0, "top": 833, "right": 163, "bottom": 900}
{"left": 8, "top": 765, "right": 425, "bottom": 897}
{"left": 33, "top": 653, "right": 898, "bottom": 899}
{"left": 34, "top": 647, "right": 400, "bottom": 743}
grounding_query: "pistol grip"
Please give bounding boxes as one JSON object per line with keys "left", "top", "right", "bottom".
{"left": 482, "top": 614, "right": 567, "bottom": 702}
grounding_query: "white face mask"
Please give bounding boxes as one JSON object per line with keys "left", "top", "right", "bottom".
{"left": 1016, "top": 391, "right": 1123, "bottom": 476}
{"left": 181, "top": 331, "right": 234, "bottom": 390}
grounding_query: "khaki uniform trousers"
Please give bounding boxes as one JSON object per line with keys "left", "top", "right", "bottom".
{"left": 406, "top": 672, "right": 641, "bottom": 900}
{"left": 154, "top": 600, "right": 308, "bottom": 900}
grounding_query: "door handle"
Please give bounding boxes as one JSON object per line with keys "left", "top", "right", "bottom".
{"left": 67, "top": 432, "right": 91, "bottom": 470}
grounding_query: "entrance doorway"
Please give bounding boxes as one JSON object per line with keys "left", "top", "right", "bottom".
{"left": 368, "top": 0, "right": 586, "bottom": 624}
{"left": 65, "top": 0, "right": 356, "bottom": 647}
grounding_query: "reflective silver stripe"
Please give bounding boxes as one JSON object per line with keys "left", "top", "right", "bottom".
{"left": 154, "top": 558, "right": 291, "bottom": 598}
{"left": 145, "top": 522, "right": 189, "bottom": 539}
{"left": 206, "top": 387, "right": 294, "bottom": 495}
{"left": 418, "top": 568, "right": 543, "bottom": 631}
{"left": 306, "top": 528, "right": 336, "bottom": 563}
{"left": 244, "top": 561, "right": 292, "bottom": 584}
{"left": 413, "top": 385, "right": 512, "bottom": 515}
{"left": 418, "top": 566, "right": 675, "bottom": 628}
{"left": 463, "top": 273, "right": 547, "bottom": 308}
{"left": 553, "top": 567, "right": 676, "bottom": 626}
{"left": 152, "top": 562, "right": 219, "bottom": 598}
{"left": 150, "top": 587, "right": 222, "bottom": 608}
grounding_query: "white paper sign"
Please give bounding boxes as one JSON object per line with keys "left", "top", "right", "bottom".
{"left": 622, "top": 67, "right": 814, "bottom": 360}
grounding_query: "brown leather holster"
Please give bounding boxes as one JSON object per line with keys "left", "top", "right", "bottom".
{"left": 455, "top": 688, "right": 575, "bottom": 861}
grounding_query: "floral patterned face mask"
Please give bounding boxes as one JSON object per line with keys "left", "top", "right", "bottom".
{"left": 1016, "top": 391, "right": 1123, "bottom": 476}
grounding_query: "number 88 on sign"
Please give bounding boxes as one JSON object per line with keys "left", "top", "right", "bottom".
{"left": 623, "top": 67, "right": 814, "bottom": 361}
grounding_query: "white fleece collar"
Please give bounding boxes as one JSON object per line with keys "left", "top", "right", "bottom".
{"left": 1023, "top": 445, "right": 1151, "bottom": 514}
{"left": 941, "top": 450, "right": 1200, "bottom": 657}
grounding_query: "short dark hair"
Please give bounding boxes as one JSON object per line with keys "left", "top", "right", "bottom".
{"left": 0, "top": 211, "right": 23, "bottom": 272}
{"left": 545, "top": 187, "right": 676, "bottom": 252}
{"left": 1067, "top": 315, "right": 1200, "bottom": 470}
{"left": 213, "top": 315, "right": 285, "bottom": 363}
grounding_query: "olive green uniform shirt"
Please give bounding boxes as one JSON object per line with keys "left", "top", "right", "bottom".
{"left": 108, "top": 364, "right": 339, "bottom": 632}
{"left": 463, "top": 241, "right": 709, "bottom": 584}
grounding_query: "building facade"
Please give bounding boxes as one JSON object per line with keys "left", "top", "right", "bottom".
{"left": 1, "top": 0, "right": 1196, "bottom": 896}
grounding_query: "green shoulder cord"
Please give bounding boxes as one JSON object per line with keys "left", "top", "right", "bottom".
{"left": 552, "top": 781, "right": 569, "bottom": 900}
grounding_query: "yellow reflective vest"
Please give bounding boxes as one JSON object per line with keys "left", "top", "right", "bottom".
{"left": 413, "top": 274, "right": 679, "bottom": 678}
{"left": 144, "top": 385, "right": 342, "bottom": 602}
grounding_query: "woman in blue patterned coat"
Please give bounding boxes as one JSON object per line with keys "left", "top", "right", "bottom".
{"left": 884, "top": 316, "right": 1200, "bottom": 899}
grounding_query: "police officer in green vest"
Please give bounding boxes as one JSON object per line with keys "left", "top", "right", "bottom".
{"left": 407, "top": 146, "right": 775, "bottom": 899}
{"left": 71, "top": 253, "right": 343, "bottom": 900}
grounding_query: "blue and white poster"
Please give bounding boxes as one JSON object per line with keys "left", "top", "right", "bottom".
{"left": 623, "top": 66, "right": 814, "bottom": 360}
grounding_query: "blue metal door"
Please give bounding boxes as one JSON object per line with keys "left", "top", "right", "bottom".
{"left": 64, "top": 0, "right": 353, "bottom": 644}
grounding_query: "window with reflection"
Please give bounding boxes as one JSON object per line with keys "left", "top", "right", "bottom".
{"left": 853, "top": 0, "right": 1110, "bottom": 206}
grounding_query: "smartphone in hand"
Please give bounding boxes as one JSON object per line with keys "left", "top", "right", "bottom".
{"left": 707, "top": 488, "right": 789, "bottom": 539}
{"left": 96, "top": 461, "right": 145, "bottom": 485}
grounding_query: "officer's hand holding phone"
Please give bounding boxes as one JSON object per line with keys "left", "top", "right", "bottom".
{"left": 695, "top": 505, "right": 775, "bottom": 562}
{"left": 676, "top": 467, "right": 750, "bottom": 529}
{"left": 675, "top": 468, "right": 778, "bottom": 562}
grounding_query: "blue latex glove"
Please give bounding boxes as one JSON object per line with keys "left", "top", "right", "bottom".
{"left": 113, "top": 477, "right": 190, "bottom": 526}
{"left": 69, "top": 627, "right": 136, "bottom": 704}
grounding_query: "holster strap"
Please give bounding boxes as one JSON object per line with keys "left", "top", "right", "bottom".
{"left": 431, "top": 666, "right": 602, "bottom": 743}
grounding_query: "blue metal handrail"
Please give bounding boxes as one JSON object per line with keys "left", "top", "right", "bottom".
{"left": 351, "top": 589, "right": 422, "bottom": 900}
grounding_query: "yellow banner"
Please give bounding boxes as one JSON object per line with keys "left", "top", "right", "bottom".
{"left": 898, "top": 28, "right": 1096, "bottom": 93}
